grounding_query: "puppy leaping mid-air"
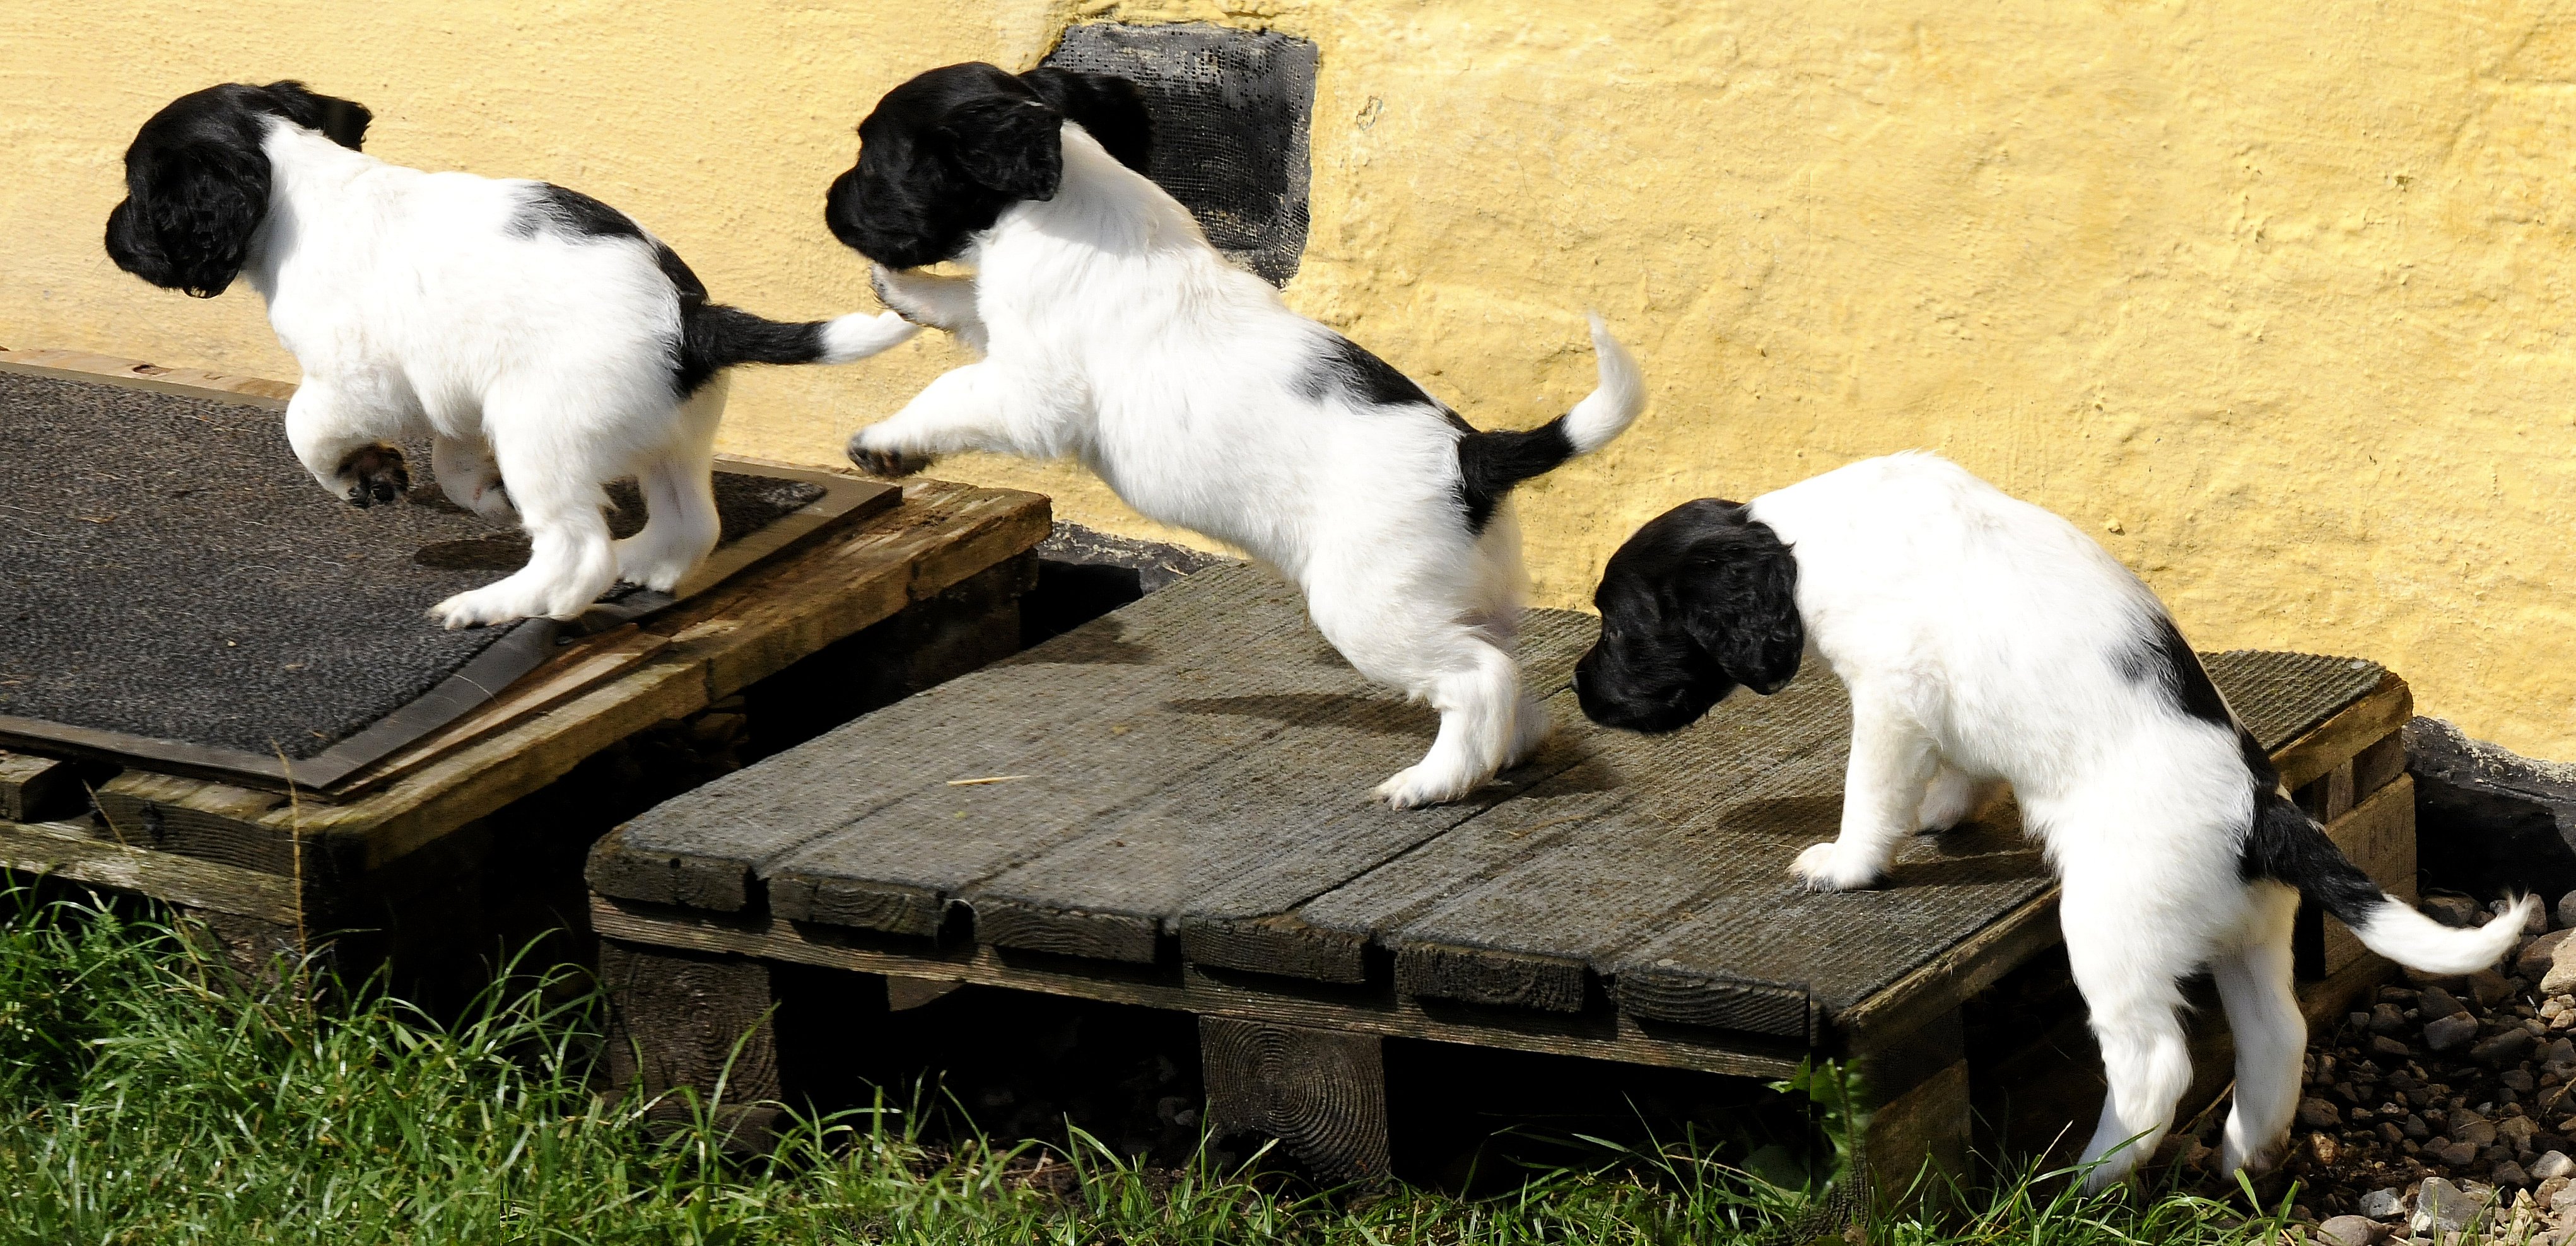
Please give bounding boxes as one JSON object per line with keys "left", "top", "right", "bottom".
{"left": 1575, "top": 451, "right": 2530, "bottom": 1191}
{"left": 105, "top": 81, "right": 922, "bottom": 628}
{"left": 824, "top": 63, "right": 1647, "bottom": 808}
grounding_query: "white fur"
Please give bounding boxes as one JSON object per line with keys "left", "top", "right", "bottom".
{"left": 853, "top": 124, "right": 1646, "bottom": 806}
{"left": 1755, "top": 452, "right": 2529, "bottom": 1189}
{"left": 240, "top": 120, "right": 916, "bottom": 627}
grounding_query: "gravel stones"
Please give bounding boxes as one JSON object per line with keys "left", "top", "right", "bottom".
{"left": 2556, "top": 890, "right": 2576, "bottom": 931}
{"left": 2358, "top": 1187, "right": 2407, "bottom": 1218}
{"left": 2306, "top": 1098, "right": 2350, "bottom": 1127}
{"left": 2536, "top": 1151, "right": 2575, "bottom": 1182}
{"left": 2425, "top": 986, "right": 2471, "bottom": 1019}
{"left": 2319, "top": 1214, "right": 2389, "bottom": 1245}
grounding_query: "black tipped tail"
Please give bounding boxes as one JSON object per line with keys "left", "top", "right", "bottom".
{"left": 2243, "top": 785, "right": 2531, "bottom": 975}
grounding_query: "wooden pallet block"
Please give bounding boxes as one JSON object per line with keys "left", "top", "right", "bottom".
{"left": 0, "top": 348, "right": 1052, "bottom": 983}
{"left": 589, "top": 563, "right": 2413, "bottom": 1192}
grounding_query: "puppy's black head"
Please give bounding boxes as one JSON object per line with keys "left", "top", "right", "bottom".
{"left": 105, "top": 81, "right": 372, "bottom": 298}
{"left": 1576, "top": 498, "right": 1805, "bottom": 734}
{"left": 824, "top": 62, "right": 1151, "bottom": 269}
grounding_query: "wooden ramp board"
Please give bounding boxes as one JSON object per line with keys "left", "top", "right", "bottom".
{"left": 0, "top": 350, "right": 893, "bottom": 791}
{"left": 595, "top": 564, "right": 2397, "bottom": 1044}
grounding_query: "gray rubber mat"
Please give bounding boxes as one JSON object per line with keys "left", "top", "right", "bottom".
{"left": 0, "top": 369, "right": 819, "bottom": 764}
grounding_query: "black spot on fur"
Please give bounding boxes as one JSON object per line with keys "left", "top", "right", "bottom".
{"left": 510, "top": 183, "right": 645, "bottom": 241}
{"left": 1455, "top": 423, "right": 1577, "bottom": 533}
{"left": 2117, "top": 612, "right": 2234, "bottom": 728}
{"left": 1298, "top": 333, "right": 1443, "bottom": 410}
{"left": 1577, "top": 499, "right": 1805, "bottom": 734}
{"left": 1017, "top": 66, "right": 1154, "bottom": 175}
{"left": 651, "top": 244, "right": 828, "bottom": 396}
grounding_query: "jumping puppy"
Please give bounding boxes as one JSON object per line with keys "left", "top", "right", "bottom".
{"left": 1575, "top": 452, "right": 2529, "bottom": 1190}
{"left": 105, "top": 81, "right": 921, "bottom": 627}
{"left": 824, "top": 63, "right": 1647, "bottom": 807}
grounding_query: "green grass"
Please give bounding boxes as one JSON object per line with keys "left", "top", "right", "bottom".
{"left": 0, "top": 888, "right": 2296, "bottom": 1245}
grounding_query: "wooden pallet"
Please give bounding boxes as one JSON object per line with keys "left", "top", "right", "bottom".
{"left": 588, "top": 562, "right": 2416, "bottom": 1191}
{"left": 0, "top": 349, "right": 1051, "bottom": 990}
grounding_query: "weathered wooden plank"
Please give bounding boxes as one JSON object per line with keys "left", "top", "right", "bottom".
{"left": 1200, "top": 1017, "right": 1389, "bottom": 1182}
{"left": 1338, "top": 671, "right": 1853, "bottom": 1010}
{"left": 599, "top": 940, "right": 784, "bottom": 1142}
{"left": 590, "top": 895, "right": 1803, "bottom": 1078}
{"left": 2261, "top": 671, "right": 2410, "bottom": 792}
{"left": 2317, "top": 774, "right": 2415, "bottom": 976}
{"left": 966, "top": 610, "right": 1602, "bottom": 966}
{"left": 686, "top": 566, "right": 1351, "bottom": 930}
{"left": 0, "top": 346, "right": 295, "bottom": 408}
{"left": 1268, "top": 668, "right": 1849, "bottom": 997}
{"left": 2352, "top": 730, "right": 2408, "bottom": 803}
{"left": 0, "top": 815, "right": 303, "bottom": 923}
{"left": 0, "top": 750, "right": 83, "bottom": 822}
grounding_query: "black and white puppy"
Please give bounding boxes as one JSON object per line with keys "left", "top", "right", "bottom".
{"left": 825, "top": 63, "right": 1647, "bottom": 807}
{"left": 1576, "top": 451, "right": 2530, "bottom": 1189}
{"left": 105, "top": 81, "right": 920, "bottom": 627}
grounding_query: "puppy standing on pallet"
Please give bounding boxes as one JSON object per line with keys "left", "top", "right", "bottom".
{"left": 1574, "top": 452, "right": 2531, "bottom": 1190}
{"left": 825, "top": 64, "right": 1646, "bottom": 806}
{"left": 104, "top": 81, "right": 922, "bottom": 628}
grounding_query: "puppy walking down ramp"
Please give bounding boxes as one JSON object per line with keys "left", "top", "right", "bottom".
{"left": 589, "top": 561, "right": 2415, "bottom": 1194}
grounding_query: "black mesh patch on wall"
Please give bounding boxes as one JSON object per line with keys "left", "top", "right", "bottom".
{"left": 1043, "top": 23, "right": 1320, "bottom": 286}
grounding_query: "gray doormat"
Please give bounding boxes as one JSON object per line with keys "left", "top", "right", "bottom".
{"left": 0, "top": 367, "right": 857, "bottom": 788}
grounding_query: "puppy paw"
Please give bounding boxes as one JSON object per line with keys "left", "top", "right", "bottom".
{"left": 1373, "top": 764, "right": 1480, "bottom": 810}
{"left": 338, "top": 443, "right": 410, "bottom": 507}
{"left": 464, "top": 480, "right": 516, "bottom": 521}
{"left": 1916, "top": 771, "right": 1984, "bottom": 834}
{"left": 1793, "top": 842, "right": 1886, "bottom": 892}
{"left": 869, "top": 264, "right": 932, "bottom": 327}
{"left": 613, "top": 540, "right": 703, "bottom": 593}
{"left": 1504, "top": 698, "right": 1554, "bottom": 767}
{"left": 846, "top": 431, "right": 932, "bottom": 479}
{"left": 428, "top": 587, "right": 523, "bottom": 631}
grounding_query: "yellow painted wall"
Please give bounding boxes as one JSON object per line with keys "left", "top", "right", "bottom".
{"left": 6, "top": 1, "right": 2573, "bottom": 757}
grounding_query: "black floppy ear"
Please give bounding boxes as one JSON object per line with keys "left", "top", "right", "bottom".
{"left": 1017, "top": 67, "right": 1153, "bottom": 174}
{"left": 106, "top": 149, "right": 266, "bottom": 298}
{"left": 260, "top": 80, "right": 371, "bottom": 150}
{"left": 940, "top": 96, "right": 1063, "bottom": 199}
{"left": 1677, "top": 514, "right": 1805, "bottom": 695}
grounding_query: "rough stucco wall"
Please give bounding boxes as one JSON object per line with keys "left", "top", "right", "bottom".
{"left": 4, "top": 1, "right": 2572, "bottom": 757}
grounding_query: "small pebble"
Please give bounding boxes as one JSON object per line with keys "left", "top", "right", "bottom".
{"left": 2548, "top": 1152, "right": 2576, "bottom": 1184}
{"left": 2358, "top": 1187, "right": 2407, "bottom": 1218}
{"left": 2429, "top": 1014, "right": 2482, "bottom": 1052}
{"left": 2304, "top": 1097, "right": 2347, "bottom": 1127}
{"left": 2427, "top": 895, "right": 2486, "bottom": 927}
{"left": 2423, "top": 985, "right": 2471, "bottom": 1020}
{"left": 2412, "top": 1177, "right": 2478, "bottom": 1233}
{"left": 2319, "top": 1214, "right": 2387, "bottom": 1246}
{"left": 2374, "top": 1034, "right": 2416, "bottom": 1059}
{"left": 2500, "top": 1161, "right": 2536, "bottom": 1188}
{"left": 2556, "top": 890, "right": 2576, "bottom": 931}
{"left": 2526, "top": 931, "right": 2576, "bottom": 981}
{"left": 2435, "top": 1139, "right": 2481, "bottom": 1167}
{"left": 2375, "top": 1002, "right": 2413, "bottom": 1033}
{"left": 2475, "top": 1030, "right": 2538, "bottom": 1066}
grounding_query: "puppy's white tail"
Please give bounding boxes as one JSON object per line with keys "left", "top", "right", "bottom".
{"left": 818, "top": 310, "right": 923, "bottom": 363}
{"left": 2350, "top": 894, "right": 2536, "bottom": 976}
{"left": 1453, "top": 314, "right": 1647, "bottom": 523}
{"left": 2246, "top": 784, "right": 2531, "bottom": 975}
{"left": 1560, "top": 312, "right": 1648, "bottom": 454}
